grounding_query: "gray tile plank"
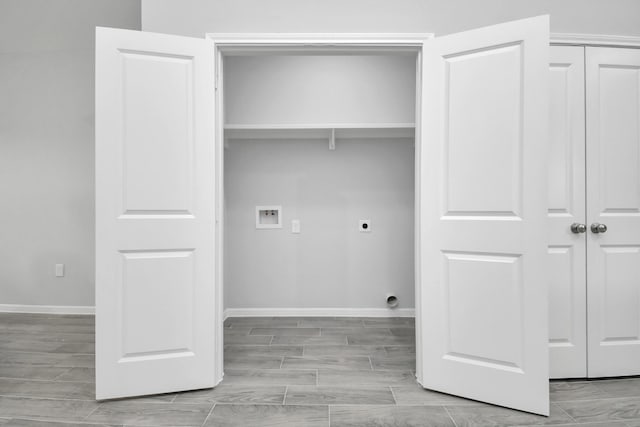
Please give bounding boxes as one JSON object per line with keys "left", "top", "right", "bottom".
{"left": 282, "top": 355, "right": 371, "bottom": 370}
{"left": 0, "top": 396, "right": 99, "bottom": 421}
{"left": 286, "top": 385, "right": 395, "bottom": 405}
{"left": 0, "top": 378, "right": 95, "bottom": 400}
{"left": 318, "top": 369, "right": 416, "bottom": 386}
{"left": 370, "top": 355, "right": 415, "bottom": 370}
{"left": 0, "top": 351, "right": 68, "bottom": 366}
{"left": 53, "top": 342, "right": 95, "bottom": 354}
{"left": 85, "top": 401, "right": 212, "bottom": 426}
{"left": 224, "top": 317, "right": 300, "bottom": 327}
{"left": 205, "top": 404, "right": 328, "bottom": 427}
{"left": 174, "top": 385, "right": 286, "bottom": 404}
{"left": 347, "top": 335, "right": 415, "bottom": 346}
{"left": 223, "top": 327, "right": 252, "bottom": 336}
{"left": 549, "top": 381, "right": 610, "bottom": 402}
{"left": 392, "top": 384, "right": 480, "bottom": 406}
{"left": 221, "top": 368, "right": 317, "bottom": 386}
{"left": 250, "top": 328, "right": 320, "bottom": 336}
{"left": 0, "top": 314, "right": 94, "bottom": 327}
{"left": 593, "top": 378, "right": 640, "bottom": 398}
{"left": 271, "top": 335, "right": 348, "bottom": 345}
{"left": 0, "top": 339, "right": 62, "bottom": 353}
{"left": 0, "top": 365, "right": 72, "bottom": 380}
{"left": 223, "top": 335, "right": 272, "bottom": 345}
{"left": 557, "top": 397, "right": 640, "bottom": 422}
{"left": 389, "top": 327, "right": 415, "bottom": 336}
{"left": 1, "top": 324, "right": 95, "bottom": 334}
{"left": 223, "top": 355, "right": 283, "bottom": 369}
{"left": 5, "top": 420, "right": 119, "bottom": 427}
{"left": 0, "top": 331, "right": 94, "bottom": 343}
{"left": 55, "top": 354, "right": 95, "bottom": 368}
{"left": 303, "top": 345, "right": 387, "bottom": 357}
{"left": 298, "top": 318, "right": 365, "bottom": 328}
{"left": 224, "top": 345, "right": 303, "bottom": 357}
{"left": 519, "top": 422, "right": 629, "bottom": 427}
{"left": 55, "top": 367, "right": 95, "bottom": 383}
{"left": 445, "top": 403, "right": 575, "bottom": 426}
{"left": 362, "top": 318, "right": 415, "bottom": 327}
{"left": 384, "top": 346, "right": 416, "bottom": 356}
{"left": 320, "top": 327, "right": 392, "bottom": 337}
{"left": 329, "top": 405, "right": 455, "bottom": 427}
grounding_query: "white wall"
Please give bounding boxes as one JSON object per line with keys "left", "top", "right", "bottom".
{"left": 142, "top": 0, "right": 640, "bottom": 37}
{"left": 0, "top": 0, "right": 140, "bottom": 307}
{"left": 225, "top": 55, "right": 416, "bottom": 125}
{"left": 225, "top": 137, "right": 415, "bottom": 310}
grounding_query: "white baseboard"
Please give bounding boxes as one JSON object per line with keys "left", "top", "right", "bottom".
{"left": 0, "top": 304, "right": 95, "bottom": 315}
{"left": 224, "top": 307, "right": 415, "bottom": 320}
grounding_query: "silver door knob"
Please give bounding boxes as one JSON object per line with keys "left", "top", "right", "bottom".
{"left": 571, "top": 223, "right": 587, "bottom": 234}
{"left": 591, "top": 223, "right": 608, "bottom": 233}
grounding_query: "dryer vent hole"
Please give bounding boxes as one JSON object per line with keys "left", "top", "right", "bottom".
{"left": 386, "top": 295, "right": 399, "bottom": 308}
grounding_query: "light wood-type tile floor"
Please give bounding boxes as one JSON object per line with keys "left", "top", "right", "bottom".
{"left": 1, "top": 313, "right": 640, "bottom": 426}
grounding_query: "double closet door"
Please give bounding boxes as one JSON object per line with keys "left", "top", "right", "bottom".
{"left": 549, "top": 45, "right": 640, "bottom": 378}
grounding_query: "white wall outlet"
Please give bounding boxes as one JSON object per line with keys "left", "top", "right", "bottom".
{"left": 359, "top": 219, "right": 371, "bottom": 232}
{"left": 55, "top": 264, "right": 65, "bottom": 277}
{"left": 291, "top": 219, "right": 301, "bottom": 234}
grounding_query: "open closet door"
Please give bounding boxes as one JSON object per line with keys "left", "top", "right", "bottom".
{"left": 95, "top": 27, "right": 220, "bottom": 399}
{"left": 417, "top": 16, "right": 549, "bottom": 415}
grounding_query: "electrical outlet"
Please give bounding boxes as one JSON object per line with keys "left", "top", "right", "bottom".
{"left": 55, "top": 264, "right": 65, "bottom": 277}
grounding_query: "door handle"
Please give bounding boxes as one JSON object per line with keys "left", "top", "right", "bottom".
{"left": 591, "top": 223, "right": 608, "bottom": 234}
{"left": 570, "top": 223, "right": 587, "bottom": 234}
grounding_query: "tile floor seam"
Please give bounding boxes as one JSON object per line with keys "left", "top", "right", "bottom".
{"left": 553, "top": 402, "right": 578, "bottom": 423}
{"left": 283, "top": 385, "right": 288, "bottom": 405}
{"left": 199, "top": 402, "right": 216, "bottom": 427}
{"left": 388, "top": 385, "right": 398, "bottom": 405}
{"left": 443, "top": 405, "right": 460, "bottom": 427}
{"left": 50, "top": 367, "right": 75, "bottom": 381}
{"left": 81, "top": 400, "right": 101, "bottom": 421}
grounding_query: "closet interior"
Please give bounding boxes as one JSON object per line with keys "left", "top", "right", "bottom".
{"left": 222, "top": 51, "right": 418, "bottom": 313}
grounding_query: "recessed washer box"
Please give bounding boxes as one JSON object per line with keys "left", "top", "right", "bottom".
{"left": 256, "top": 205, "right": 282, "bottom": 229}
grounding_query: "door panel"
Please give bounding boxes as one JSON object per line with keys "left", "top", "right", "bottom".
{"left": 586, "top": 47, "right": 640, "bottom": 377}
{"left": 547, "top": 46, "right": 587, "bottom": 378}
{"left": 419, "top": 16, "right": 549, "bottom": 415}
{"left": 95, "top": 27, "right": 221, "bottom": 399}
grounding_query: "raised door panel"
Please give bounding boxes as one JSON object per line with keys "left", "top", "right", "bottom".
{"left": 96, "top": 27, "right": 220, "bottom": 400}
{"left": 419, "top": 16, "right": 549, "bottom": 415}
{"left": 547, "top": 46, "right": 587, "bottom": 378}
{"left": 586, "top": 46, "right": 640, "bottom": 377}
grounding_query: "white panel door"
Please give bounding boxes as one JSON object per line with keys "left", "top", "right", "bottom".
{"left": 418, "top": 16, "right": 549, "bottom": 415}
{"left": 95, "top": 27, "right": 221, "bottom": 399}
{"left": 586, "top": 47, "right": 640, "bottom": 377}
{"left": 548, "top": 46, "right": 587, "bottom": 378}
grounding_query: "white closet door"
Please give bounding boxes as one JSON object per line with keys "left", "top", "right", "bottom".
{"left": 548, "top": 46, "right": 587, "bottom": 378}
{"left": 586, "top": 47, "right": 640, "bottom": 377}
{"left": 418, "top": 16, "right": 550, "bottom": 415}
{"left": 95, "top": 27, "right": 220, "bottom": 399}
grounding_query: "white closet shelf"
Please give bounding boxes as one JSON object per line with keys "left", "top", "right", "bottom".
{"left": 224, "top": 123, "right": 415, "bottom": 140}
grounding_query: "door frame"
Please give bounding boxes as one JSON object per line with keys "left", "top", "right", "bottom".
{"left": 207, "top": 32, "right": 433, "bottom": 383}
